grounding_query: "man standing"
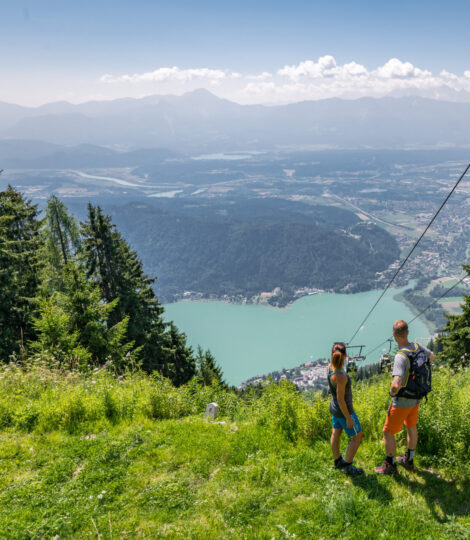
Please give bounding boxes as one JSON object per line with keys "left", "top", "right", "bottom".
{"left": 375, "top": 320, "right": 434, "bottom": 475}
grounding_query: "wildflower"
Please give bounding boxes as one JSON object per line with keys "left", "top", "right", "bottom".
{"left": 101, "top": 490, "right": 106, "bottom": 494}
{"left": 98, "top": 494, "right": 103, "bottom": 499}
{"left": 89, "top": 495, "right": 93, "bottom": 499}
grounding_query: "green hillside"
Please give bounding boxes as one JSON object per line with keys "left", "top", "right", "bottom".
{"left": 106, "top": 198, "right": 399, "bottom": 300}
{"left": 1, "top": 363, "right": 469, "bottom": 539}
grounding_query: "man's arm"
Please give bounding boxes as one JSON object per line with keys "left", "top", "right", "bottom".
{"left": 390, "top": 375, "right": 402, "bottom": 396}
{"left": 390, "top": 352, "right": 408, "bottom": 396}
{"left": 421, "top": 344, "right": 435, "bottom": 364}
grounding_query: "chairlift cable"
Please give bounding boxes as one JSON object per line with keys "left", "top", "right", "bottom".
{"left": 348, "top": 162, "right": 470, "bottom": 345}
{"left": 364, "top": 272, "right": 469, "bottom": 359}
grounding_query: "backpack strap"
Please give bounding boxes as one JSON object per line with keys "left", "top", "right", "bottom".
{"left": 327, "top": 367, "right": 347, "bottom": 388}
{"left": 398, "top": 343, "right": 419, "bottom": 387}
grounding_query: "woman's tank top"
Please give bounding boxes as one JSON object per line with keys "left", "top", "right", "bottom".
{"left": 327, "top": 367, "right": 354, "bottom": 418}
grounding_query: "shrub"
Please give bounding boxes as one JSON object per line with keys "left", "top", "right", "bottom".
{"left": 0, "top": 361, "right": 469, "bottom": 466}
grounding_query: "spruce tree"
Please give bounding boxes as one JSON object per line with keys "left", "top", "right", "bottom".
{"left": 41, "top": 194, "right": 81, "bottom": 292}
{"left": 160, "top": 323, "right": 197, "bottom": 386}
{"left": 81, "top": 204, "right": 195, "bottom": 382}
{"left": 438, "top": 264, "right": 470, "bottom": 369}
{"left": 0, "top": 186, "right": 43, "bottom": 359}
{"left": 31, "top": 266, "right": 138, "bottom": 371}
{"left": 31, "top": 296, "right": 91, "bottom": 368}
{"left": 31, "top": 196, "right": 137, "bottom": 371}
{"left": 196, "top": 345, "right": 226, "bottom": 387}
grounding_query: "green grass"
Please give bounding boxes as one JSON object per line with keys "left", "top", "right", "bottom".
{"left": 0, "top": 364, "right": 469, "bottom": 538}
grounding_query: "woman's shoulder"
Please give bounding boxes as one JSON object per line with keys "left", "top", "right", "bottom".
{"left": 331, "top": 369, "right": 347, "bottom": 382}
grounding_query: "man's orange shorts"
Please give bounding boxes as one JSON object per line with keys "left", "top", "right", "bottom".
{"left": 383, "top": 404, "right": 420, "bottom": 435}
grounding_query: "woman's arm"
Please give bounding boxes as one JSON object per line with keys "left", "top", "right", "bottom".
{"left": 333, "top": 373, "right": 353, "bottom": 428}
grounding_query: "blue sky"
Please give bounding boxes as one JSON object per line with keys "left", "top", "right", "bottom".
{"left": 2, "top": 0, "right": 470, "bottom": 105}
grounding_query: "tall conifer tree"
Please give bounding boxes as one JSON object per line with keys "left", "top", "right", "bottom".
{"left": 0, "top": 186, "right": 43, "bottom": 359}
{"left": 196, "top": 345, "right": 226, "bottom": 387}
{"left": 81, "top": 204, "right": 195, "bottom": 383}
{"left": 41, "top": 194, "right": 81, "bottom": 293}
{"left": 161, "top": 323, "right": 196, "bottom": 386}
{"left": 31, "top": 268, "right": 137, "bottom": 371}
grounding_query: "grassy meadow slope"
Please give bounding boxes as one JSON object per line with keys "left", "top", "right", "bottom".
{"left": 0, "top": 364, "right": 469, "bottom": 539}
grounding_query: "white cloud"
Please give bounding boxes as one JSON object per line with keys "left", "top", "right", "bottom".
{"left": 278, "top": 56, "right": 337, "bottom": 79}
{"left": 342, "top": 61, "right": 368, "bottom": 76}
{"left": 376, "top": 58, "right": 431, "bottom": 79}
{"left": 278, "top": 56, "right": 368, "bottom": 80}
{"left": 100, "top": 66, "right": 228, "bottom": 84}
{"left": 246, "top": 72, "right": 273, "bottom": 81}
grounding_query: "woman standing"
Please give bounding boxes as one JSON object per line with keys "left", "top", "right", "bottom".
{"left": 327, "top": 342, "right": 364, "bottom": 475}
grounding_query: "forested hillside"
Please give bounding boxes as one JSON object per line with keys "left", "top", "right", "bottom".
{"left": 105, "top": 198, "right": 399, "bottom": 300}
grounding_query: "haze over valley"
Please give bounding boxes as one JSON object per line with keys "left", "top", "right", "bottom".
{"left": 1, "top": 93, "right": 468, "bottom": 328}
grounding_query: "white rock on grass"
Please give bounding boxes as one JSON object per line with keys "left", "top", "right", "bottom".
{"left": 205, "top": 402, "right": 218, "bottom": 419}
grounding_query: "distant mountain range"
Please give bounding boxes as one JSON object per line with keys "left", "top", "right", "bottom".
{"left": 1, "top": 90, "right": 470, "bottom": 152}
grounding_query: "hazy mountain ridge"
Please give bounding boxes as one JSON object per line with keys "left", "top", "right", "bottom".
{"left": 0, "top": 139, "right": 180, "bottom": 169}
{"left": 1, "top": 90, "right": 470, "bottom": 151}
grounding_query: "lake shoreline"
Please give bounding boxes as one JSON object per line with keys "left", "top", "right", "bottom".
{"left": 163, "top": 284, "right": 431, "bottom": 386}
{"left": 392, "top": 290, "right": 437, "bottom": 335}
{"left": 163, "top": 286, "right": 366, "bottom": 312}
{"left": 164, "top": 282, "right": 435, "bottom": 331}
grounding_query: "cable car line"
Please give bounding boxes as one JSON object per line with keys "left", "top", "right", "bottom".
{"left": 364, "top": 272, "right": 469, "bottom": 360}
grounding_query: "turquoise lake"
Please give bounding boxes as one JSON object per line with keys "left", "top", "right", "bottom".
{"left": 163, "top": 288, "right": 431, "bottom": 386}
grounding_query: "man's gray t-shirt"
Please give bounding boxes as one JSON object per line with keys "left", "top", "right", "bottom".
{"left": 392, "top": 343, "right": 432, "bottom": 408}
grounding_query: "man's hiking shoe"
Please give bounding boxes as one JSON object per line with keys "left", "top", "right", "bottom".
{"left": 397, "top": 454, "right": 415, "bottom": 472}
{"left": 341, "top": 463, "right": 364, "bottom": 476}
{"left": 374, "top": 460, "right": 397, "bottom": 475}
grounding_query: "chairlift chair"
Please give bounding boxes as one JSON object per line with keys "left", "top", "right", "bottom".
{"left": 345, "top": 344, "right": 366, "bottom": 373}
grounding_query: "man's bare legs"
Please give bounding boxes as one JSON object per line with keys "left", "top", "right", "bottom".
{"left": 383, "top": 427, "right": 417, "bottom": 459}
{"left": 384, "top": 431, "right": 396, "bottom": 457}
{"left": 407, "top": 426, "right": 417, "bottom": 450}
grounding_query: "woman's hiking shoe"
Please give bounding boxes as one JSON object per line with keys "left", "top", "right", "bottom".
{"left": 334, "top": 456, "right": 348, "bottom": 469}
{"left": 335, "top": 457, "right": 364, "bottom": 475}
{"left": 397, "top": 454, "right": 415, "bottom": 472}
{"left": 374, "top": 460, "right": 398, "bottom": 475}
{"left": 341, "top": 463, "right": 364, "bottom": 476}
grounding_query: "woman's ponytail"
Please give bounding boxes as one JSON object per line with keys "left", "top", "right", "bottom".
{"left": 331, "top": 351, "right": 344, "bottom": 370}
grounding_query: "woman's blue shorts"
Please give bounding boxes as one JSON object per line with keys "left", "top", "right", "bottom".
{"left": 331, "top": 411, "right": 362, "bottom": 437}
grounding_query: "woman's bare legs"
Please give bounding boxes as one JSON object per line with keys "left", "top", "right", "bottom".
{"left": 345, "top": 431, "right": 363, "bottom": 462}
{"left": 331, "top": 428, "right": 343, "bottom": 459}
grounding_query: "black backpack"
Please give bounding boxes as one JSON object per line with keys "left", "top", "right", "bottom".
{"left": 396, "top": 343, "right": 432, "bottom": 400}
